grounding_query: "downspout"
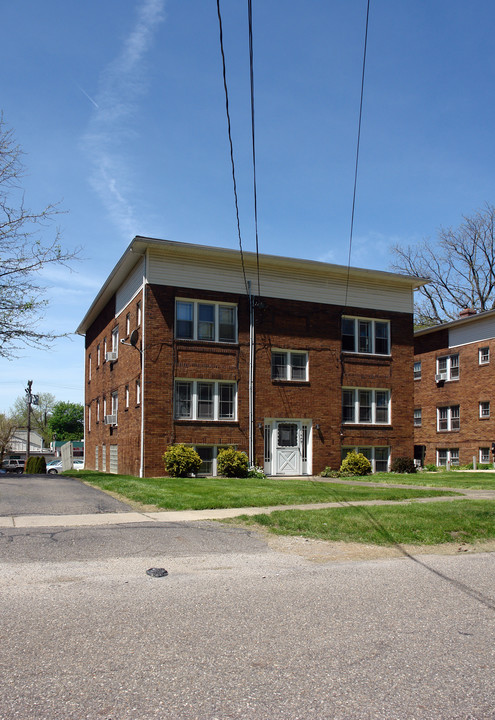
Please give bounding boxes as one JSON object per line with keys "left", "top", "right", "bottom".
{"left": 139, "top": 253, "right": 147, "bottom": 478}
{"left": 248, "top": 281, "right": 254, "bottom": 467}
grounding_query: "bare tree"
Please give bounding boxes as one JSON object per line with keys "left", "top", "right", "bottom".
{"left": 0, "top": 413, "right": 17, "bottom": 464}
{"left": 0, "top": 114, "right": 79, "bottom": 358}
{"left": 391, "top": 203, "right": 495, "bottom": 326}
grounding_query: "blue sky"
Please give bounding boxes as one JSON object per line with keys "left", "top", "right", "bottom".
{"left": 2, "top": 0, "right": 495, "bottom": 412}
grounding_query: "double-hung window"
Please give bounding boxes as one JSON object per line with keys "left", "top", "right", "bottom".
{"left": 437, "top": 405, "right": 460, "bottom": 431}
{"left": 479, "top": 401, "right": 490, "bottom": 419}
{"left": 479, "top": 347, "right": 490, "bottom": 365}
{"left": 342, "top": 388, "right": 390, "bottom": 424}
{"left": 342, "top": 317, "right": 390, "bottom": 355}
{"left": 480, "top": 447, "right": 490, "bottom": 463}
{"left": 174, "top": 380, "right": 237, "bottom": 421}
{"left": 175, "top": 300, "right": 237, "bottom": 343}
{"left": 414, "top": 408, "right": 422, "bottom": 426}
{"left": 414, "top": 361, "right": 422, "bottom": 380}
{"left": 342, "top": 446, "right": 390, "bottom": 473}
{"left": 436, "top": 354, "right": 459, "bottom": 381}
{"left": 437, "top": 448, "right": 459, "bottom": 466}
{"left": 271, "top": 350, "right": 308, "bottom": 381}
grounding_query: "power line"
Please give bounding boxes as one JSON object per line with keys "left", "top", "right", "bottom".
{"left": 344, "top": 0, "right": 371, "bottom": 309}
{"left": 216, "top": 0, "right": 250, "bottom": 296}
{"left": 247, "top": 0, "right": 261, "bottom": 296}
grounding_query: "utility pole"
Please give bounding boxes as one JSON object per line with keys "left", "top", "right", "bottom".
{"left": 25, "top": 381, "right": 39, "bottom": 464}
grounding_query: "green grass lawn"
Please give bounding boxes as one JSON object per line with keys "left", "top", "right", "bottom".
{"left": 72, "top": 470, "right": 460, "bottom": 511}
{"left": 350, "top": 470, "right": 495, "bottom": 490}
{"left": 228, "top": 500, "right": 495, "bottom": 546}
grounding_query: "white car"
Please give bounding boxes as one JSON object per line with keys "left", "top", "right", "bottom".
{"left": 46, "top": 459, "right": 84, "bottom": 474}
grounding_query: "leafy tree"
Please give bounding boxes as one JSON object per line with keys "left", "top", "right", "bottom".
{"left": 47, "top": 401, "right": 84, "bottom": 441}
{"left": 10, "top": 392, "right": 56, "bottom": 445}
{"left": 391, "top": 203, "right": 495, "bottom": 326}
{"left": 0, "top": 114, "right": 78, "bottom": 358}
{"left": 0, "top": 413, "right": 17, "bottom": 463}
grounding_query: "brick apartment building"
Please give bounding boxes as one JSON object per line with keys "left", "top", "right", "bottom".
{"left": 414, "top": 308, "right": 495, "bottom": 467}
{"left": 76, "top": 237, "right": 424, "bottom": 477}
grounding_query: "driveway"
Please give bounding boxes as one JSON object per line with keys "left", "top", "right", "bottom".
{"left": 0, "top": 472, "right": 133, "bottom": 516}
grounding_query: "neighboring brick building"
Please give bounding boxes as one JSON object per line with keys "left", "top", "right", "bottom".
{"left": 414, "top": 308, "right": 495, "bottom": 467}
{"left": 76, "top": 237, "right": 424, "bottom": 477}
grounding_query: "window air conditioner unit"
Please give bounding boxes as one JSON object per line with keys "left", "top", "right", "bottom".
{"left": 104, "top": 414, "right": 117, "bottom": 425}
{"left": 435, "top": 373, "right": 447, "bottom": 382}
{"left": 105, "top": 351, "right": 118, "bottom": 362}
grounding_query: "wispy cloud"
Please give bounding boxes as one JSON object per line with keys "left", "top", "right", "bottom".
{"left": 81, "top": 0, "right": 166, "bottom": 238}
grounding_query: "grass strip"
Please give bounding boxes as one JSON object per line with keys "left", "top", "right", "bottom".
{"left": 71, "top": 470, "right": 459, "bottom": 511}
{"left": 350, "top": 471, "right": 495, "bottom": 490}
{"left": 229, "top": 500, "right": 495, "bottom": 546}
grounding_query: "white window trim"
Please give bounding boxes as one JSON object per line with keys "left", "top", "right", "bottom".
{"left": 96, "top": 398, "right": 100, "bottom": 423}
{"left": 436, "top": 354, "right": 459, "bottom": 381}
{"left": 97, "top": 343, "right": 101, "bottom": 367}
{"left": 479, "top": 347, "right": 490, "bottom": 365}
{"left": 271, "top": 349, "right": 309, "bottom": 381}
{"left": 342, "top": 388, "right": 391, "bottom": 425}
{"left": 480, "top": 447, "right": 490, "bottom": 463}
{"left": 193, "top": 445, "right": 234, "bottom": 476}
{"left": 414, "top": 408, "right": 422, "bottom": 426}
{"left": 88, "top": 354, "right": 92, "bottom": 381}
{"left": 136, "top": 379, "right": 141, "bottom": 405}
{"left": 437, "top": 448, "right": 459, "bottom": 466}
{"left": 111, "top": 326, "right": 119, "bottom": 354}
{"left": 174, "top": 379, "right": 237, "bottom": 421}
{"left": 111, "top": 391, "right": 118, "bottom": 425}
{"left": 479, "top": 401, "right": 490, "bottom": 419}
{"left": 342, "top": 316, "right": 391, "bottom": 356}
{"left": 175, "top": 298, "right": 238, "bottom": 344}
{"left": 413, "top": 361, "right": 421, "bottom": 380}
{"left": 437, "top": 406, "right": 460, "bottom": 432}
{"left": 342, "top": 446, "right": 390, "bottom": 473}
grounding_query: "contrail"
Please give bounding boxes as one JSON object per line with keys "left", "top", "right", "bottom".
{"left": 77, "top": 84, "right": 99, "bottom": 109}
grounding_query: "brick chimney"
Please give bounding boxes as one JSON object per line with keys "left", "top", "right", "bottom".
{"left": 459, "top": 308, "right": 477, "bottom": 318}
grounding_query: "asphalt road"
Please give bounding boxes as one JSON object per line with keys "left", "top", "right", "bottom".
{"left": 0, "top": 472, "right": 133, "bottom": 516}
{"left": 0, "top": 473, "right": 494, "bottom": 719}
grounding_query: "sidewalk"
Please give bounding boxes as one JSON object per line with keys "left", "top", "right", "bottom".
{"left": 1, "top": 485, "right": 492, "bottom": 529}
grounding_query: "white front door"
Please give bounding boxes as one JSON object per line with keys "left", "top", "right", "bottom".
{"left": 275, "top": 421, "right": 302, "bottom": 475}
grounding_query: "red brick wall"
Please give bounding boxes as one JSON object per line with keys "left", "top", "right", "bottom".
{"left": 414, "top": 333, "right": 495, "bottom": 465}
{"left": 84, "top": 284, "right": 415, "bottom": 476}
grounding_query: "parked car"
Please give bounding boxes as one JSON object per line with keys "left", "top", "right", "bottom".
{"left": 46, "top": 459, "right": 85, "bottom": 474}
{"left": 1, "top": 459, "right": 24, "bottom": 474}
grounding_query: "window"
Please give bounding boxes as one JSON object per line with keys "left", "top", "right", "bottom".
{"left": 125, "top": 385, "right": 129, "bottom": 409}
{"left": 87, "top": 405, "right": 91, "bottom": 432}
{"left": 103, "top": 396, "right": 107, "bottom": 418}
{"left": 437, "top": 448, "right": 459, "bottom": 466}
{"left": 174, "top": 380, "right": 237, "bottom": 421}
{"left": 437, "top": 405, "right": 460, "bottom": 431}
{"left": 194, "top": 446, "right": 230, "bottom": 476}
{"left": 111, "top": 326, "right": 119, "bottom": 353}
{"left": 88, "top": 354, "right": 92, "bottom": 381}
{"left": 126, "top": 313, "right": 131, "bottom": 336}
{"left": 436, "top": 354, "right": 459, "bottom": 381}
{"left": 342, "top": 388, "right": 390, "bottom": 424}
{"left": 136, "top": 379, "right": 141, "bottom": 405}
{"left": 480, "top": 447, "right": 490, "bottom": 463}
{"left": 479, "top": 401, "right": 490, "bottom": 419}
{"left": 342, "top": 446, "right": 390, "bottom": 473}
{"left": 271, "top": 350, "right": 308, "bottom": 381}
{"left": 414, "top": 361, "right": 421, "bottom": 380}
{"left": 137, "top": 301, "right": 142, "bottom": 327}
{"left": 103, "top": 337, "right": 107, "bottom": 361}
{"left": 414, "top": 408, "right": 422, "bottom": 427}
{"left": 479, "top": 347, "right": 490, "bottom": 364}
{"left": 96, "top": 398, "right": 100, "bottom": 423}
{"left": 111, "top": 391, "right": 118, "bottom": 423}
{"left": 97, "top": 343, "right": 101, "bottom": 367}
{"left": 175, "top": 300, "right": 237, "bottom": 343}
{"left": 342, "top": 317, "right": 390, "bottom": 355}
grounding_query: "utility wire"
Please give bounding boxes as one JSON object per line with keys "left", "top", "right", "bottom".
{"left": 216, "top": 0, "right": 250, "bottom": 296}
{"left": 344, "top": 0, "right": 370, "bottom": 309}
{"left": 247, "top": 0, "right": 261, "bottom": 296}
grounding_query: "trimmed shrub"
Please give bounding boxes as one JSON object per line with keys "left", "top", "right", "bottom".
{"left": 425, "top": 464, "right": 438, "bottom": 472}
{"left": 391, "top": 457, "right": 417, "bottom": 474}
{"left": 162, "top": 444, "right": 202, "bottom": 478}
{"left": 339, "top": 451, "right": 371, "bottom": 476}
{"left": 217, "top": 447, "right": 249, "bottom": 478}
{"left": 24, "top": 456, "right": 47, "bottom": 474}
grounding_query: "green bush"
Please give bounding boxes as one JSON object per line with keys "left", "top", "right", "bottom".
{"left": 320, "top": 466, "right": 341, "bottom": 478}
{"left": 217, "top": 447, "right": 249, "bottom": 478}
{"left": 162, "top": 444, "right": 202, "bottom": 478}
{"left": 425, "top": 463, "right": 438, "bottom": 472}
{"left": 247, "top": 465, "right": 266, "bottom": 479}
{"left": 339, "top": 451, "right": 371, "bottom": 476}
{"left": 391, "top": 457, "right": 417, "bottom": 474}
{"left": 25, "top": 456, "right": 47, "bottom": 474}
